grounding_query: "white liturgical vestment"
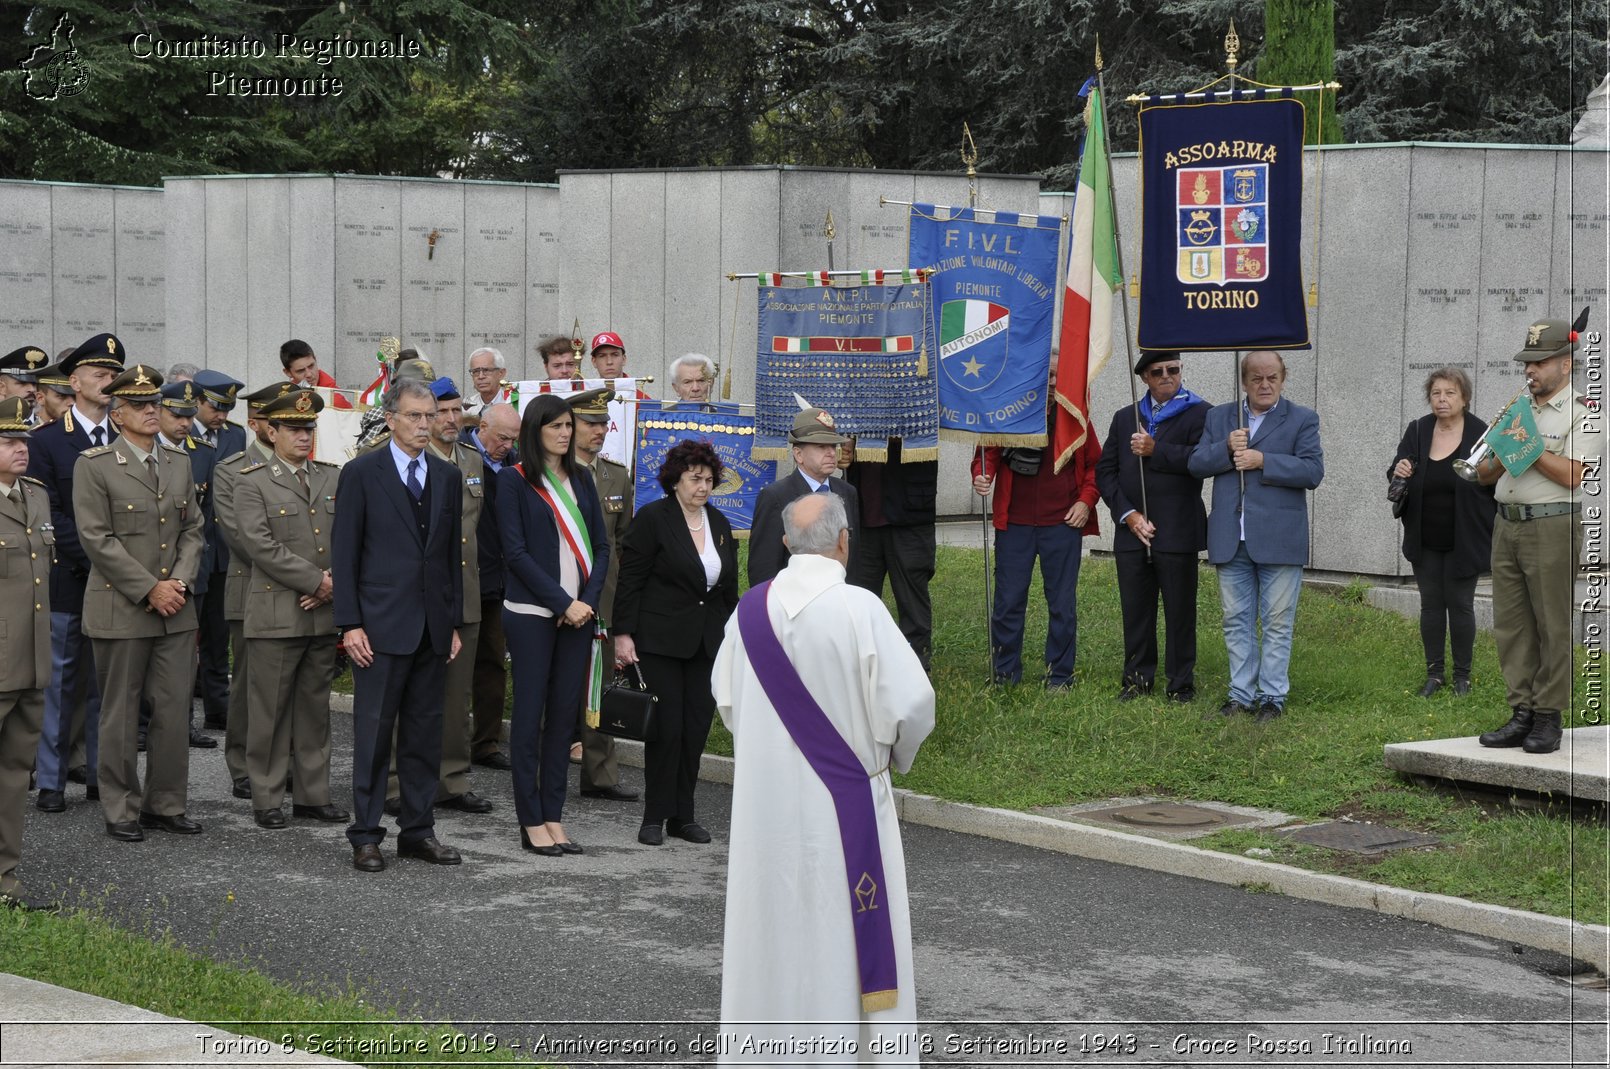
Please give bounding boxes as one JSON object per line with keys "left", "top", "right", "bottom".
{"left": 712, "top": 552, "right": 935, "bottom": 1065}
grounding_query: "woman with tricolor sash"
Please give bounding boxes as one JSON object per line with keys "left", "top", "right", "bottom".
{"left": 496, "top": 394, "right": 610, "bottom": 857}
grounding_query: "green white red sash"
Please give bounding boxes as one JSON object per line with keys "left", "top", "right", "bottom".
{"left": 519, "top": 462, "right": 606, "bottom": 714}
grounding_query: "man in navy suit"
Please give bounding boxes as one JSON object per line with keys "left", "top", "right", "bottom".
{"left": 1188, "top": 351, "right": 1324, "bottom": 721}
{"left": 747, "top": 407, "right": 859, "bottom": 587}
{"left": 190, "top": 371, "right": 244, "bottom": 729}
{"left": 333, "top": 378, "right": 465, "bottom": 872}
{"left": 29, "top": 332, "right": 124, "bottom": 814}
{"left": 1096, "top": 351, "right": 1210, "bottom": 703}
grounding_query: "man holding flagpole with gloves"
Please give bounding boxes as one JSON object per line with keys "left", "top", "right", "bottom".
{"left": 713, "top": 490, "right": 933, "bottom": 1063}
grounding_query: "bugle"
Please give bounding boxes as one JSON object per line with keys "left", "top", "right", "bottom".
{"left": 1454, "top": 384, "right": 1529, "bottom": 481}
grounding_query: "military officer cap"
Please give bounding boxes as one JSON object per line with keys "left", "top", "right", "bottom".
{"left": 568, "top": 387, "right": 614, "bottom": 424}
{"left": 0, "top": 397, "right": 34, "bottom": 438}
{"left": 35, "top": 362, "right": 74, "bottom": 396}
{"left": 259, "top": 387, "right": 324, "bottom": 423}
{"left": 0, "top": 345, "right": 49, "bottom": 383}
{"left": 60, "top": 332, "right": 127, "bottom": 376}
{"left": 193, "top": 369, "right": 244, "bottom": 409}
{"left": 428, "top": 376, "right": 461, "bottom": 401}
{"left": 789, "top": 406, "right": 847, "bottom": 446}
{"left": 243, "top": 381, "right": 296, "bottom": 412}
{"left": 395, "top": 358, "right": 435, "bottom": 382}
{"left": 159, "top": 380, "right": 200, "bottom": 417}
{"left": 106, "top": 364, "right": 164, "bottom": 401}
{"left": 1513, "top": 317, "right": 1582, "bottom": 362}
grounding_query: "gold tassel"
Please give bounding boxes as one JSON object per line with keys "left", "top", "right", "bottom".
{"left": 1307, "top": 281, "right": 1318, "bottom": 307}
{"left": 1128, "top": 273, "right": 1140, "bottom": 298}
{"left": 722, "top": 364, "right": 732, "bottom": 399}
{"left": 916, "top": 344, "right": 928, "bottom": 379}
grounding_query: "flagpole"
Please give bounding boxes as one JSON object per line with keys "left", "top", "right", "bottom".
{"left": 1094, "top": 43, "right": 1149, "bottom": 554}
{"left": 1225, "top": 21, "right": 1248, "bottom": 506}
{"left": 962, "top": 122, "right": 995, "bottom": 680}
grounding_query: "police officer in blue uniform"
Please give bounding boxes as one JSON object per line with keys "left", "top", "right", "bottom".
{"left": 189, "top": 370, "right": 244, "bottom": 730}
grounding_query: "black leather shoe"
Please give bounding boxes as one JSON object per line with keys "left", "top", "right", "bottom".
{"left": 555, "top": 839, "right": 584, "bottom": 855}
{"left": 472, "top": 751, "right": 513, "bottom": 771}
{"left": 35, "top": 789, "right": 65, "bottom": 813}
{"left": 580, "top": 784, "right": 640, "bottom": 801}
{"left": 188, "top": 729, "right": 218, "bottom": 749}
{"left": 66, "top": 765, "right": 88, "bottom": 784}
{"left": 352, "top": 844, "right": 385, "bottom": 872}
{"left": 1452, "top": 675, "right": 1472, "bottom": 697}
{"left": 520, "top": 827, "right": 563, "bottom": 856}
{"left": 1216, "top": 700, "right": 1247, "bottom": 718}
{"left": 292, "top": 803, "right": 350, "bottom": 822}
{"left": 232, "top": 777, "right": 251, "bottom": 800}
{"left": 138, "top": 811, "right": 203, "bottom": 834}
{"left": 202, "top": 717, "right": 228, "bottom": 731}
{"left": 1479, "top": 709, "right": 1533, "bottom": 748}
{"left": 1168, "top": 688, "right": 1197, "bottom": 704}
{"left": 437, "top": 791, "right": 493, "bottom": 814}
{"left": 1, "top": 891, "right": 59, "bottom": 913}
{"left": 105, "top": 820, "right": 145, "bottom": 842}
{"left": 253, "top": 807, "right": 287, "bottom": 829}
{"left": 1522, "top": 710, "right": 1562, "bottom": 754}
{"left": 85, "top": 784, "right": 99, "bottom": 801}
{"left": 1253, "top": 701, "right": 1284, "bottom": 724}
{"left": 383, "top": 798, "right": 401, "bottom": 817}
{"left": 667, "top": 820, "right": 712, "bottom": 844}
{"left": 398, "top": 837, "right": 461, "bottom": 865}
{"left": 637, "top": 823, "right": 664, "bottom": 846}
{"left": 1417, "top": 676, "right": 1444, "bottom": 698}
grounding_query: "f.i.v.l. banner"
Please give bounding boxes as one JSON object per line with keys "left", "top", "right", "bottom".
{"left": 909, "top": 205, "right": 1064, "bottom": 444}
{"left": 1137, "top": 94, "right": 1309, "bottom": 352}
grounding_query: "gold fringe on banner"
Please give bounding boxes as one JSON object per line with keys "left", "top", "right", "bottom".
{"left": 940, "top": 429, "right": 1049, "bottom": 448}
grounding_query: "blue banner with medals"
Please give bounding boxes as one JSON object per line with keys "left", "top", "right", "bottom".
{"left": 1137, "top": 94, "right": 1309, "bottom": 352}
{"left": 908, "top": 204, "right": 1064, "bottom": 445}
{"left": 754, "top": 280, "right": 939, "bottom": 462}
{"left": 633, "top": 402, "right": 776, "bottom": 532}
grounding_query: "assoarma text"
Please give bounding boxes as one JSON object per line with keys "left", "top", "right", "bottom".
{"left": 1163, "top": 140, "right": 1279, "bottom": 169}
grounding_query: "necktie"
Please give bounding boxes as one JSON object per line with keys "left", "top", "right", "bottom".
{"left": 406, "top": 458, "right": 423, "bottom": 501}
{"left": 816, "top": 483, "right": 829, "bottom": 493}
{"left": 295, "top": 468, "right": 310, "bottom": 500}
{"left": 147, "top": 456, "right": 159, "bottom": 486}
{"left": 91, "top": 426, "right": 104, "bottom": 448}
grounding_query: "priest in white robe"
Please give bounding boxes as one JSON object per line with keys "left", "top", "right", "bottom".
{"left": 713, "top": 491, "right": 935, "bottom": 1066}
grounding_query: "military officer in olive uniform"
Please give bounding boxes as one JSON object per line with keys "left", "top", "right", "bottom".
{"left": 212, "top": 381, "right": 296, "bottom": 798}
{"left": 570, "top": 387, "right": 636, "bottom": 800}
{"left": 75, "top": 365, "right": 206, "bottom": 841}
{"left": 1476, "top": 315, "right": 1594, "bottom": 755}
{"left": 234, "top": 388, "right": 348, "bottom": 828}
{"left": 0, "top": 399, "right": 54, "bottom": 905}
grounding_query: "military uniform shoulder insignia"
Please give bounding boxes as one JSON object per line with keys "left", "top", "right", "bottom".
{"left": 161, "top": 441, "right": 187, "bottom": 455}
{"left": 312, "top": 458, "right": 339, "bottom": 468}
{"left": 238, "top": 462, "right": 267, "bottom": 475}
{"left": 190, "top": 436, "right": 214, "bottom": 450}
{"left": 81, "top": 445, "right": 112, "bottom": 458}
{"left": 20, "top": 475, "right": 45, "bottom": 488}
{"left": 599, "top": 456, "right": 627, "bottom": 472}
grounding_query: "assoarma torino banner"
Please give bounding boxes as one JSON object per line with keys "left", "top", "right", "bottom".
{"left": 633, "top": 403, "right": 777, "bottom": 532}
{"left": 1137, "top": 94, "right": 1310, "bottom": 352}
{"left": 510, "top": 377, "right": 640, "bottom": 470}
{"left": 754, "top": 278, "right": 938, "bottom": 461}
{"left": 908, "top": 204, "right": 1064, "bottom": 445}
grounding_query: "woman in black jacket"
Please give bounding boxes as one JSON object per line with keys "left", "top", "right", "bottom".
{"left": 612, "top": 439, "right": 739, "bottom": 846}
{"left": 1389, "top": 367, "right": 1496, "bottom": 697}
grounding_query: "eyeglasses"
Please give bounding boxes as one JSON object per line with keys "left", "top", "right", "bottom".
{"left": 469, "top": 367, "right": 500, "bottom": 376}
{"left": 391, "top": 410, "right": 434, "bottom": 424}
{"left": 1144, "top": 365, "right": 1183, "bottom": 379}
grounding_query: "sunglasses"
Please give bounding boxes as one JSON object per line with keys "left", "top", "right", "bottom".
{"left": 1143, "top": 365, "right": 1183, "bottom": 379}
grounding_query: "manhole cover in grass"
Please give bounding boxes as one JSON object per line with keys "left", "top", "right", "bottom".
{"left": 1104, "top": 803, "right": 1228, "bottom": 828}
{"left": 1277, "top": 821, "right": 1440, "bottom": 855}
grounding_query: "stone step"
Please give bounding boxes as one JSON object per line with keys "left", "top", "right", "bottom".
{"left": 1384, "top": 726, "right": 1609, "bottom": 804}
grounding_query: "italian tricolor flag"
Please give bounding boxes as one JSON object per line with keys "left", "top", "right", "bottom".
{"left": 1052, "top": 83, "right": 1119, "bottom": 472}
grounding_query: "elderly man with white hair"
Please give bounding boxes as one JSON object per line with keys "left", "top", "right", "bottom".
{"left": 462, "top": 347, "right": 507, "bottom": 417}
{"left": 713, "top": 490, "right": 934, "bottom": 1064}
{"left": 667, "top": 353, "right": 715, "bottom": 405}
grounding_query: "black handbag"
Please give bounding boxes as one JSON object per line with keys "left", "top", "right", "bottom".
{"left": 594, "top": 663, "right": 658, "bottom": 741}
{"left": 1388, "top": 420, "right": 1419, "bottom": 519}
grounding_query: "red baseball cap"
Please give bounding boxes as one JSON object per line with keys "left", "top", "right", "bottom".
{"left": 590, "top": 331, "right": 625, "bottom": 353}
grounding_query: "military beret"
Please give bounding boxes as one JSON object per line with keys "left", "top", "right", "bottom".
{"left": 428, "top": 376, "right": 461, "bottom": 401}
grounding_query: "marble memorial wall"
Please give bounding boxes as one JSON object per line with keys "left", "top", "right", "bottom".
{"left": 4, "top": 147, "right": 1603, "bottom": 576}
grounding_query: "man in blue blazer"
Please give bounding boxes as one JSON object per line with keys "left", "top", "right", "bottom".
{"left": 190, "top": 370, "right": 244, "bottom": 729}
{"left": 333, "top": 379, "right": 465, "bottom": 872}
{"left": 1188, "top": 351, "right": 1324, "bottom": 721}
{"left": 747, "top": 407, "right": 859, "bottom": 587}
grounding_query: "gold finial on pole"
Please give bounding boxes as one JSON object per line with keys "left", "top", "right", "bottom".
{"left": 1095, "top": 35, "right": 1104, "bottom": 72}
{"left": 823, "top": 209, "right": 836, "bottom": 242}
{"left": 1224, "top": 18, "right": 1240, "bottom": 77}
{"left": 571, "top": 317, "right": 584, "bottom": 359}
{"left": 961, "top": 122, "right": 979, "bottom": 209}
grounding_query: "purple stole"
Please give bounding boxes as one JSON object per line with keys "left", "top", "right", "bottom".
{"left": 737, "top": 582, "right": 898, "bottom": 1013}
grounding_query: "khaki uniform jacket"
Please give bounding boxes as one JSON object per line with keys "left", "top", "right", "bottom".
{"left": 591, "top": 455, "right": 633, "bottom": 624}
{"left": 235, "top": 457, "right": 339, "bottom": 638}
{"left": 214, "top": 439, "right": 274, "bottom": 623}
{"left": 431, "top": 440, "right": 485, "bottom": 625}
{"left": 74, "top": 438, "right": 204, "bottom": 638}
{"left": 0, "top": 477, "right": 54, "bottom": 690}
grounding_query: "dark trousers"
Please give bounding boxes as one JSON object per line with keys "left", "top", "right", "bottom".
{"left": 504, "top": 609, "right": 591, "bottom": 826}
{"left": 1412, "top": 548, "right": 1479, "bottom": 679}
{"left": 848, "top": 523, "right": 936, "bottom": 669}
{"left": 1115, "top": 548, "right": 1199, "bottom": 694}
{"left": 347, "top": 634, "right": 445, "bottom": 848}
{"left": 638, "top": 649, "right": 715, "bottom": 826}
{"left": 195, "top": 576, "right": 230, "bottom": 723}
{"left": 471, "top": 598, "right": 507, "bottom": 758}
{"left": 991, "top": 523, "right": 1083, "bottom": 685}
